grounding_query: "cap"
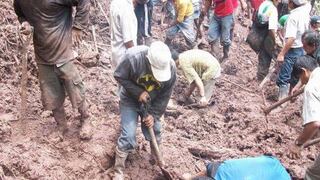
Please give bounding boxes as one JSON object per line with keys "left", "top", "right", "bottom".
{"left": 311, "top": 15, "right": 320, "bottom": 25}
{"left": 291, "top": 0, "right": 307, "bottom": 6}
{"left": 147, "top": 41, "right": 172, "bottom": 82}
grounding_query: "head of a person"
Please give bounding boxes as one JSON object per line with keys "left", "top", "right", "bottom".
{"left": 310, "top": 15, "right": 320, "bottom": 32}
{"left": 272, "top": 0, "right": 281, "bottom": 7}
{"left": 288, "top": 0, "right": 306, "bottom": 10}
{"left": 147, "top": 41, "right": 173, "bottom": 82}
{"left": 133, "top": 0, "right": 148, "bottom": 6}
{"left": 302, "top": 30, "right": 319, "bottom": 55}
{"left": 292, "top": 55, "right": 319, "bottom": 85}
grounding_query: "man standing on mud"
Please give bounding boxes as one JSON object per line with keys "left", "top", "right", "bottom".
{"left": 201, "top": 0, "right": 235, "bottom": 61}
{"left": 13, "top": 0, "right": 93, "bottom": 140}
{"left": 288, "top": 56, "right": 320, "bottom": 180}
{"left": 112, "top": 41, "right": 176, "bottom": 180}
{"left": 276, "top": 0, "right": 311, "bottom": 100}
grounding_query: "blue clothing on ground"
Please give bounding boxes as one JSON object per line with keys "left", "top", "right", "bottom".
{"left": 276, "top": 47, "right": 305, "bottom": 87}
{"left": 206, "top": 156, "right": 291, "bottom": 180}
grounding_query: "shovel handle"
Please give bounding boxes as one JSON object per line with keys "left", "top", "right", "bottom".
{"left": 148, "top": 127, "right": 165, "bottom": 167}
{"left": 263, "top": 88, "right": 304, "bottom": 115}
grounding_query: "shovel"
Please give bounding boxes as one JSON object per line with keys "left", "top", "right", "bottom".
{"left": 142, "top": 103, "right": 173, "bottom": 180}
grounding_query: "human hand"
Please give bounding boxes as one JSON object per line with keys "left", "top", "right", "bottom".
{"left": 288, "top": 143, "right": 302, "bottom": 159}
{"left": 277, "top": 53, "right": 284, "bottom": 63}
{"left": 143, "top": 114, "right": 154, "bottom": 128}
{"left": 20, "top": 21, "right": 32, "bottom": 35}
{"left": 199, "top": 96, "right": 208, "bottom": 107}
{"left": 72, "top": 28, "right": 83, "bottom": 46}
{"left": 139, "top": 91, "right": 150, "bottom": 103}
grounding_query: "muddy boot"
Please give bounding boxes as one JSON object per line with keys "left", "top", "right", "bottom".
{"left": 113, "top": 146, "right": 128, "bottom": 180}
{"left": 278, "top": 84, "right": 289, "bottom": 109}
{"left": 52, "top": 107, "right": 68, "bottom": 138}
{"left": 210, "top": 41, "right": 220, "bottom": 59}
{"left": 222, "top": 45, "right": 230, "bottom": 61}
{"left": 78, "top": 101, "right": 93, "bottom": 140}
{"left": 278, "top": 84, "right": 289, "bottom": 100}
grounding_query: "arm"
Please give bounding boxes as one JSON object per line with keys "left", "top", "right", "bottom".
{"left": 72, "top": 0, "right": 90, "bottom": 30}
{"left": 149, "top": 69, "right": 177, "bottom": 119}
{"left": 296, "top": 121, "right": 320, "bottom": 146}
{"left": 114, "top": 58, "right": 145, "bottom": 100}
{"left": 120, "top": 7, "right": 136, "bottom": 49}
{"left": 277, "top": 37, "right": 295, "bottom": 62}
{"left": 13, "top": 0, "right": 26, "bottom": 23}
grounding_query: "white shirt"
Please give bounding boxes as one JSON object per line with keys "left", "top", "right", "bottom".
{"left": 285, "top": 3, "right": 311, "bottom": 48}
{"left": 302, "top": 67, "right": 320, "bottom": 125}
{"left": 110, "top": 0, "right": 137, "bottom": 68}
{"left": 257, "top": 0, "right": 278, "bottom": 30}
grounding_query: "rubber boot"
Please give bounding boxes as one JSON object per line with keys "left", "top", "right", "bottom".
{"left": 113, "top": 146, "right": 128, "bottom": 180}
{"left": 52, "top": 106, "right": 68, "bottom": 138}
{"left": 222, "top": 45, "right": 230, "bottom": 61}
{"left": 78, "top": 100, "right": 93, "bottom": 140}
{"left": 278, "top": 84, "right": 289, "bottom": 109}
{"left": 210, "top": 41, "right": 220, "bottom": 59}
{"left": 278, "top": 84, "right": 289, "bottom": 100}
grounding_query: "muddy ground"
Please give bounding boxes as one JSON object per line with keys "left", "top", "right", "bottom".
{"left": 0, "top": 0, "right": 319, "bottom": 179}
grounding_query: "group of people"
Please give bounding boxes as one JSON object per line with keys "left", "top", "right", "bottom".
{"left": 12, "top": 0, "right": 320, "bottom": 179}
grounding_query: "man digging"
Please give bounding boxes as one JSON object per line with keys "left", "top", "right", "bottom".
{"left": 112, "top": 41, "right": 176, "bottom": 179}
{"left": 172, "top": 49, "right": 221, "bottom": 107}
{"left": 14, "top": 0, "right": 93, "bottom": 140}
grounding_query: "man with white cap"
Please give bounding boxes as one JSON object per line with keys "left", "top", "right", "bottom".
{"left": 112, "top": 41, "right": 176, "bottom": 180}
{"left": 276, "top": 0, "right": 311, "bottom": 101}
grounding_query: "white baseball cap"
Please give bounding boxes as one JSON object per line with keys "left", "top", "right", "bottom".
{"left": 147, "top": 41, "right": 172, "bottom": 82}
{"left": 292, "top": 0, "right": 307, "bottom": 5}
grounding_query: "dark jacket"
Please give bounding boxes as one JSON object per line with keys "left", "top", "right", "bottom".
{"left": 114, "top": 46, "right": 176, "bottom": 120}
{"left": 14, "top": 0, "right": 90, "bottom": 65}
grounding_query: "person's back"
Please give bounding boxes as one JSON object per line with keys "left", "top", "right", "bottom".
{"left": 179, "top": 49, "right": 220, "bottom": 82}
{"left": 210, "top": 156, "right": 291, "bottom": 180}
{"left": 14, "top": 0, "right": 89, "bottom": 65}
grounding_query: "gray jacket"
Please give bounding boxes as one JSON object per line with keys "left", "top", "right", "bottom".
{"left": 14, "top": 0, "right": 90, "bottom": 65}
{"left": 114, "top": 46, "right": 176, "bottom": 120}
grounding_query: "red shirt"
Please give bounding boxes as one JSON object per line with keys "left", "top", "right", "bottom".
{"left": 213, "top": 0, "right": 234, "bottom": 17}
{"left": 232, "top": 0, "right": 238, "bottom": 9}
{"left": 250, "top": 0, "right": 263, "bottom": 10}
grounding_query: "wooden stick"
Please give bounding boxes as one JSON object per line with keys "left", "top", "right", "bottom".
{"left": 259, "top": 63, "right": 277, "bottom": 89}
{"left": 91, "top": 25, "right": 98, "bottom": 53}
{"left": 97, "top": 1, "right": 109, "bottom": 25}
{"left": 221, "top": 78, "right": 255, "bottom": 93}
{"left": 263, "top": 88, "right": 304, "bottom": 115}
{"left": 304, "top": 137, "right": 320, "bottom": 148}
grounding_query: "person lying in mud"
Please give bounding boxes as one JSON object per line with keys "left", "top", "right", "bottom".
{"left": 181, "top": 155, "right": 291, "bottom": 180}
{"left": 112, "top": 41, "right": 176, "bottom": 179}
{"left": 288, "top": 55, "right": 320, "bottom": 180}
{"left": 172, "top": 49, "right": 221, "bottom": 107}
{"left": 13, "top": 0, "right": 93, "bottom": 140}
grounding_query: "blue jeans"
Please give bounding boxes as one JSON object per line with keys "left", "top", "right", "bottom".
{"left": 166, "top": 16, "right": 196, "bottom": 45}
{"left": 276, "top": 48, "right": 305, "bottom": 87}
{"left": 208, "top": 14, "right": 234, "bottom": 46}
{"left": 117, "top": 103, "right": 162, "bottom": 152}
